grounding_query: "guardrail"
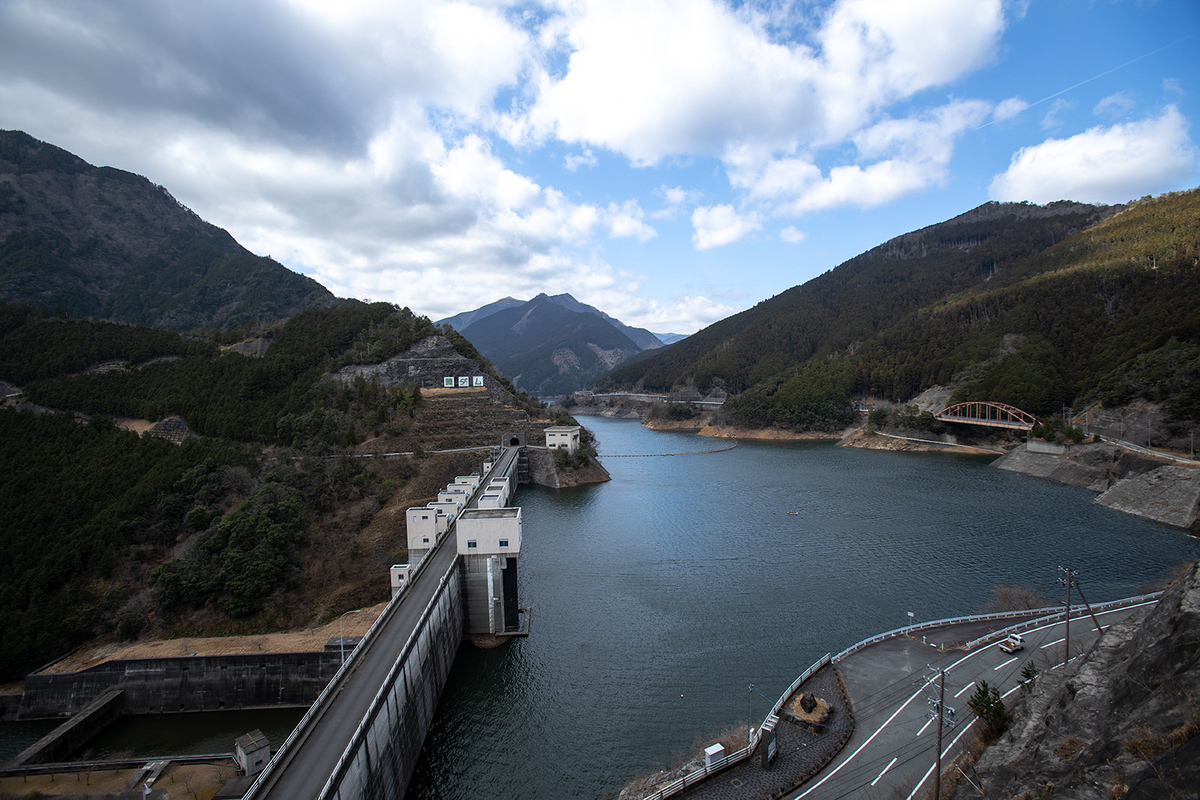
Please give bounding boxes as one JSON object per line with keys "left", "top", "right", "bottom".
{"left": 959, "top": 591, "right": 1163, "bottom": 650}
{"left": 317, "top": 561, "right": 460, "bottom": 800}
{"left": 241, "top": 533, "right": 440, "bottom": 800}
{"left": 640, "top": 653, "right": 833, "bottom": 800}
{"left": 633, "top": 591, "right": 1164, "bottom": 800}
{"left": 244, "top": 447, "right": 517, "bottom": 799}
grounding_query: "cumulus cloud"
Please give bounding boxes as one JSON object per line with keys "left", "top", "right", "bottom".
{"left": 515, "top": 0, "right": 1006, "bottom": 164}
{"left": 563, "top": 148, "right": 596, "bottom": 170}
{"left": 692, "top": 205, "right": 762, "bottom": 249}
{"left": 780, "top": 226, "right": 806, "bottom": 243}
{"left": 0, "top": 0, "right": 1029, "bottom": 329}
{"left": 1094, "top": 91, "right": 1135, "bottom": 120}
{"left": 735, "top": 100, "right": 990, "bottom": 215}
{"left": 604, "top": 201, "right": 657, "bottom": 241}
{"left": 989, "top": 107, "right": 1197, "bottom": 204}
{"left": 993, "top": 97, "right": 1029, "bottom": 122}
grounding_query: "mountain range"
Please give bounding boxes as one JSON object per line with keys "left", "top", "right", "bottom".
{"left": 439, "top": 292, "right": 669, "bottom": 396}
{"left": 602, "top": 190, "right": 1200, "bottom": 443}
{"left": 0, "top": 130, "right": 341, "bottom": 330}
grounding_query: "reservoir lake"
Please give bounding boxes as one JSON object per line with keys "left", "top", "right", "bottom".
{"left": 406, "top": 417, "right": 1199, "bottom": 798}
{"left": 33, "top": 417, "right": 1199, "bottom": 795}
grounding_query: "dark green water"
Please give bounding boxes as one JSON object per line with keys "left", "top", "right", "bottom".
{"left": 6, "top": 419, "right": 1197, "bottom": 795}
{"left": 406, "top": 417, "right": 1200, "bottom": 798}
{"left": 75, "top": 707, "right": 306, "bottom": 759}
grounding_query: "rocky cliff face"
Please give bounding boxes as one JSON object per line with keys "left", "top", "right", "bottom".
{"left": 993, "top": 442, "right": 1200, "bottom": 531}
{"left": 951, "top": 563, "right": 1200, "bottom": 799}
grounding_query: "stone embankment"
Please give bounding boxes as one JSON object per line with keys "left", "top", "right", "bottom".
{"left": 838, "top": 427, "right": 1004, "bottom": 455}
{"left": 948, "top": 562, "right": 1200, "bottom": 799}
{"left": 526, "top": 448, "right": 611, "bottom": 488}
{"left": 994, "top": 441, "right": 1200, "bottom": 532}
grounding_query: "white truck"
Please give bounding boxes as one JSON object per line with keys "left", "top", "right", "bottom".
{"left": 999, "top": 634, "right": 1025, "bottom": 653}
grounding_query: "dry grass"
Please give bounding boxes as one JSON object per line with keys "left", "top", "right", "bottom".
{"left": 1125, "top": 724, "right": 1170, "bottom": 761}
{"left": 1053, "top": 735, "right": 1087, "bottom": 759}
{"left": 45, "top": 601, "right": 387, "bottom": 673}
{"left": 1167, "top": 711, "right": 1200, "bottom": 748}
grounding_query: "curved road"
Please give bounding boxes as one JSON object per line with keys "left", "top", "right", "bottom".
{"left": 790, "top": 601, "right": 1157, "bottom": 799}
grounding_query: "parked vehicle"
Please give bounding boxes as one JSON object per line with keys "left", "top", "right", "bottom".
{"left": 999, "top": 634, "right": 1025, "bottom": 653}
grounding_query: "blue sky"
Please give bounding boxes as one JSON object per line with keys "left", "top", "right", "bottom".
{"left": 2, "top": 0, "right": 1197, "bottom": 333}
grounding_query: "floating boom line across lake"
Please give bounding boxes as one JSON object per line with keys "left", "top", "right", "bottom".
{"left": 601, "top": 441, "right": 738, "bottom": 457}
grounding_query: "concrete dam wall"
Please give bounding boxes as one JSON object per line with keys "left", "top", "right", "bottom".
{"left": 322, "top": 560, "right": 463, "bottom": 800}
{"left": 20, "top": 650, "right": 342, "bottom": 719}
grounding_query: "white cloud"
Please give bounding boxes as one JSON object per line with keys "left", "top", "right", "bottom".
{"left": 993, "top": 96, "right": 1029, "bottom": 122}
{"left": 989, "top": 106, "right": 1197, "bottom": 204}
{"left": 603, "top": 200, "right": 657, "bottom": 241}
{"left": 1094, "top": 91, "right": 1135, "bottom": 120}
{"left": 515, "top": 0, "right": 1006, "bottom": 165}
{"left": 691, "top": 204, "right": 762, "bottom": 249}
{"left": 780, "top": 226, "right": 806, "bottom": 243}
{"left": 563, "top": 148, "right": 596, "bottom": 171}
{"left": 740, "top": 100, "right": 990, "bottom": 214}
{"left": 1041, "top": 98, "right": 1073, "bottom": 130}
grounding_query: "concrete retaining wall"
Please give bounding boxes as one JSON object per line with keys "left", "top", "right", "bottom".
{"left": 325, "top": 563, "right": 463, "bottom": 800}
{"left": 20, "top": 651, "right": 341, "bottom": 719}
{"left": 9, "top": 688, "right": 125, "bottom": 766}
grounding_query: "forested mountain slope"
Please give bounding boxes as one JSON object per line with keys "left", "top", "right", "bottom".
{"left": 0, "top": 302, "right": 538, "bottom": 681}
{"left": 0, "top": 130, "right": 339, "bottom": 329}
{"left": 601, "top": 191, "right": 1200, "bottom": 435}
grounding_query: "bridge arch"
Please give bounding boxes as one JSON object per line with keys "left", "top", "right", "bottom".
{"left": 935, "top": 401, "right": 1037, "bottom": 431}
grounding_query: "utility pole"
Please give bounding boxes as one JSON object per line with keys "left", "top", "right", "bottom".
{"left": 1059, "top": 567, "right": 1074, "bottom": 665}
{"left": 935, "top": 668, "right": 945, "bottom": 800}
{"left": 1068, "top": 573, "right": 1105, "bottom": 636}
{"left": 748, "top": 683, "right": 754, "bottom": 749}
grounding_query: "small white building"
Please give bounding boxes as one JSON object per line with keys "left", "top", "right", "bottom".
{"left": 457, "top": 507, "right": 522, "bottom": 556}
{"left": 455, "top": 474, "right": 482, "bottom": 490}
{"left": 426, "top": 501, "right": 459, "bottom": 521}
{"left": 436, "top": 489, "right": 468, "bottom": 505}
{"left": 235, "top": 729, "right": 271, "bottom": 776}
{"left": 406, "top": 507, "right": 440, "bottom": 555}
{"left": 477, "top": 493, "right": 504, "bottom": 509}
{"left": 487, "top": 477, "right": 511, "bottom": 505}
{"left": 545, "top": 425, "right": 582, "bottom": 454}
{"left": 389, "top": 564, "right": 411, "bottom": 597}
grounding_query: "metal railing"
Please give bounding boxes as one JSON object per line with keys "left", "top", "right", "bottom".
{"left": 240, "top": 534, "right": 440, "bottom": 800}
{"left": 639, "top": 653, "right": 833, "bottom": 800}
{"left": 633, "top": 591, "right": 1165, "bottom": 800}
{"left": 959, "top": 591, "right": 1163, "bottom": 651}
{"left": 243, "top": 448, "right": 518, "bottom": 800}
{"left": 316, "top": 563, "right": 460, "bottom": 800}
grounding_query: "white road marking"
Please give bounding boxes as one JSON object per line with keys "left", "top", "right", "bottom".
{"left": 1040, "top": 636, "right": 1065, "bottom": 649}
{"left": 954, "top": 681, "right": 976, "bottom": 699}
{"left": 794, "top": 675, "right": 934, "bottom": 798}
{"left": 917, "top": 717, "right": 933, "bottom": 736}
{"left": 871, "top": 757, "right": 898, "bottom": 786}
{"left": 994, "top": 657, "right": 1018, "bottom": 670}
{"left": 797, "top": 601, "right": 1157, "bottom": 799}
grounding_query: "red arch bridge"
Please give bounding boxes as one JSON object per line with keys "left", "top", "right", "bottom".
{"left": 935, "top": 401, "right": 1037, "bottom": 431}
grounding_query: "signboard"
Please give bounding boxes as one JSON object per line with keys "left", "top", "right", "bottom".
{"left": 473, "top": 376, "right": 485, "bottom": 387}
{"left": 443, "top": 377, "right": 455, "bottom": 388}
{"left": 458, "top": 376, "right": 470, "bottom": 387}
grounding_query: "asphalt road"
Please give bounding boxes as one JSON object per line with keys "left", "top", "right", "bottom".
{"left": 789, "top": 600, "right": 1158, "bottom": 799}
{"left": 258, "top": 448, "right": 518, "bottom": 800}
{"left": 259, "top": 539, "right": 458, "bottom": 800}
